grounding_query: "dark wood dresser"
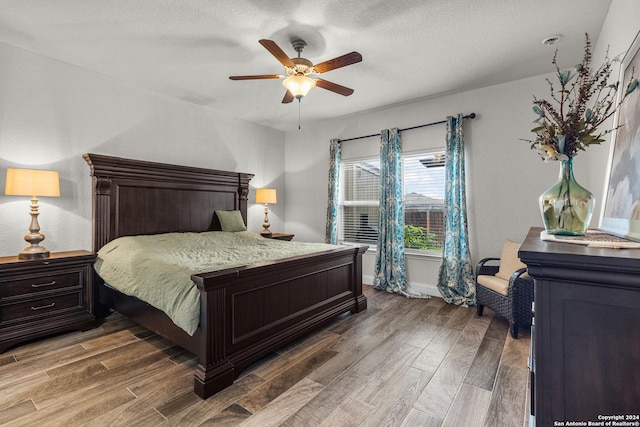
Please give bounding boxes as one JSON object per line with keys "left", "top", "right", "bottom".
{"left": 518, "top": 227, "right": 640, "bottom": 426}
{"left": 0, "top": 250, "right": 96, "bottom": 353}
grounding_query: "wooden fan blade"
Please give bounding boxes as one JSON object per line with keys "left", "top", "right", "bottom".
{"left": 259, "top": 39, "right": 295, "bottom": 67}
{"left": 313, "top": 51, "right": 362, "bottom": 74}
{"left": 282, "top": 90, "right": 294, "bottom": 104}
{"left": 316, "top": 79, "right": 354, "bottom": 96}
{"left": 229, "top": 74, "right": 281, "bottom": 80}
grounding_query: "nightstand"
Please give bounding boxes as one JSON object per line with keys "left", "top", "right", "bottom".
{"left": 0, "top": 250, "right": 96, "bottom": 353}
{"left": 263, "top": 233, "right": 295, "bottom": 241}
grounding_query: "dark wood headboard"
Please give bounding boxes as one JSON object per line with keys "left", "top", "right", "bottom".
{"left": 83, "top": 153, "right": 254, "bottom": 252}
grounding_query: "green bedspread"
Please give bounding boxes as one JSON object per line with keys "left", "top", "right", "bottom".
{"left": 94, "top": 231, "right": 339, "bottom": 335}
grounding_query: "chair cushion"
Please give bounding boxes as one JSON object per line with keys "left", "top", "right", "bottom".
{"left": 495, "top": 241, "right": 527, "bottom": 281}
{"left": 477, "top": 274, "right": 509, "bottom": 296}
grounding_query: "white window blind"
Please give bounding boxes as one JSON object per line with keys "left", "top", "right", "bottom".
{"left": 340, "top": 159, "right": 380, "bottom": 244}
{"left": 339, "top": 150, "right": 446, "bottom": 253}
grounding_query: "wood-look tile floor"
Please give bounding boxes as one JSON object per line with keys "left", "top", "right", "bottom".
{"left": 0, "top": 285, "right": 531, "bottom": 426}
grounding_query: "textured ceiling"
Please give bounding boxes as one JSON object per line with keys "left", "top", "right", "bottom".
{"left": 0, "top": 0, "right": 612, "bottom": 131}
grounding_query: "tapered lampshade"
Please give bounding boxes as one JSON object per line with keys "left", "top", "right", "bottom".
{"left": 5, "top": 168, "right": 60, "bottom": 197}
{"left": 256, "top": 188, "right": 277, "bottom": 204}
{"left": 5, "top": 168, "right": 60, "bottom": 259}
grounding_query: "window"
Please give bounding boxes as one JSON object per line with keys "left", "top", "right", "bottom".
{"left": 339, "top": 150, "right": 445, "bottom": 253}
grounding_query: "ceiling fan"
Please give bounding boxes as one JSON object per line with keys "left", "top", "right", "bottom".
{"left": 229, "top": 39, "right": 362, "bottom": 103}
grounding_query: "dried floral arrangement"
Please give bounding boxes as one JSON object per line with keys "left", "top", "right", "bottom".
{"left": 526, "top": 33, "right": 638, "bottom": 161}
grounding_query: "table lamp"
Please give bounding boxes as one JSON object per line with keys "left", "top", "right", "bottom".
{"left": 255, "top": 188, "right": 277, "bottom": 236}
{"left": 5, "top": 168, "right": 60, "bottom": 259}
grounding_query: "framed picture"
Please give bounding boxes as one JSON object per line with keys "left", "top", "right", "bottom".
{"left": 600, "top": 30, "right": 640, "bottom": 240}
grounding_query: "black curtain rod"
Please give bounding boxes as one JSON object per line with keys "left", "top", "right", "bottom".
{"left": 337, "top": 113, "right": 476, "bottom": 143}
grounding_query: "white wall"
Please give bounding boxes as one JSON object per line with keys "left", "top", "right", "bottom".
{"left": 0, "top": 43, "right": 286, "bottom": 257}
{"left": 284, "top": 0, "right": 638, "bottom": 295}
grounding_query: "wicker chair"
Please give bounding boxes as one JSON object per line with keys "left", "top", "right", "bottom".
{"left": 475, "top": 241, "right": 534, "bottom": 339}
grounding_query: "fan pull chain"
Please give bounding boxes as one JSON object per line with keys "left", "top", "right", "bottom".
{"left": 298, "top": 99, "right": 301, "bottom": 130}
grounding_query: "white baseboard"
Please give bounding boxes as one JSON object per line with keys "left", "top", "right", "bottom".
{"left": 363, "top": 275, "right": 441, "bottom": 298}
{"left": 408, "top": 281, "right": 440, "bottom": 297}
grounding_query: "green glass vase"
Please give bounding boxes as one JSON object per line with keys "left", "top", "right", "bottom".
{"left": 539, "top": 158, "right": 594, "bottom": 235}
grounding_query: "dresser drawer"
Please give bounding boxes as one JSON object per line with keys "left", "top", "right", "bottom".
{"left": 1, "top": 270, "right": 83, "bottom": 299}
{"left": 0, "top": 292, "right": 83, "bottom": 326}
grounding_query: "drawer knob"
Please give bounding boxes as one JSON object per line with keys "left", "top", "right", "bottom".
{"left": 31, "top": 281, "right": 57, "bottom": 288}
{"left": 31, "top": 302, "right": 56, "bottom": 311}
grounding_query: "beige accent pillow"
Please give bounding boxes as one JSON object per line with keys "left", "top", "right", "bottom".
{"left": 495, "top": 241, "right": 527, "bottom": 281}
{"left": 215, "top": 210, "right": 247, "bottom": 232}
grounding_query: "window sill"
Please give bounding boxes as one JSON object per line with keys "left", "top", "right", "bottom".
{"left": 405, "top": 250, "right": 443, "bottom": 260}
{"left": 341, "top": 242, "right": 442, "bottom": 260}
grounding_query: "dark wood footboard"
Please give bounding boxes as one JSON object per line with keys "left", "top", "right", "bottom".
{"left": 95, "top": 245, "right": 366, "bottom": 398}
{"left": 191, "top": 245, "right": 367, "bottom": 398}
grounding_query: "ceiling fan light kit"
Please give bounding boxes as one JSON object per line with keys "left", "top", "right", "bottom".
{"left": 282, "top": 74, "right": 316, "bottom": 99}
{"left": 229, "top": 38, "right": 362, "bottom": 103}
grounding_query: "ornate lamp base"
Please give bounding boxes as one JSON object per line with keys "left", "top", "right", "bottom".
{"left": 19, "top": 244, "right": 50, "bottom": 260}
{"left": 260, "top": 203, "right": 272, "bottom": 236}
{"left": 18, "top": 196, "right": 51, "bottom": 259}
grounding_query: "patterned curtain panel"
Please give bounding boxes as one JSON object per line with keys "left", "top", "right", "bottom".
{"left": 325, "top": 138, "right": 341, "bottom": 244}
{"left": 373, "top": 128, "right": 409, "bottom": 294}
{"left": 437, "top": 114, "right": 476, "bottom": 306}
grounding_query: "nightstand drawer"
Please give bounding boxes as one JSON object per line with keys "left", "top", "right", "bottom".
{"left": 1, "top": 270, "right": 83, "bottom": 299}
{"left": 0, "top": 292, "right": 83, "bottom": 325}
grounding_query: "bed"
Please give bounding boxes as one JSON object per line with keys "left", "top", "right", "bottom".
{"left": 83, "top": 153, "right": 367, "bottom": 399}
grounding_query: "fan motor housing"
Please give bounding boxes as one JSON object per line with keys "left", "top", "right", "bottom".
{"left": 287, "top": 57, "right": 314, "bottom": 76}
